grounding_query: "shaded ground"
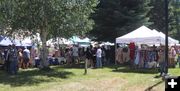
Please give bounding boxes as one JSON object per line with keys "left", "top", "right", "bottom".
{"left": 0, "top": 68, "right": 74, "bottom": 87}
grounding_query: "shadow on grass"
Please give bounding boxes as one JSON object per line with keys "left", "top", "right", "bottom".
{"left": 103, "top": 64, "right": 126, "bottom": 69}
{"left": 144, "top": 80, "right": 164, "bottom": 91}
{"left": 0, "top": 67, "right": 74, "bottom": 87}
{"left": 112, "top": 66, "right": 159, "bottom": 74}
{"left": 61, "top": 63, "right": 85, "bottom": 69}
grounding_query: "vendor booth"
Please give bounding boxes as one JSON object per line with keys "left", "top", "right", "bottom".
{"left": 115, "top": 25, "right": 179, "bottom": 69}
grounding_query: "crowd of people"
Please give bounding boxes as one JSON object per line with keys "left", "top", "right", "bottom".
{"left": 49, "top": 45, "right": 115, "bottom": 68}
{"left": 0, "top": 44, "right": 31, "bottom": 75}
{"left": 0, "top": 42, "right": 180, "bottom": 76}
{"left": 0, "top": 44, "right": 115, "bottom": 75}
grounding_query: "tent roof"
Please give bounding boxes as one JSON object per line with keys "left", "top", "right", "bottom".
{"left": 116, "top": 26, "right": 163, "bottom": 44}
{"left": 70, "top": 36, "right": 90, "bottom": 43}
{"left": 116, "top": 26, "right": 179, "bottom": 44}
{"left": 0, "top": 35, "right": 32, "bottom": 46}
{"left": 116, "top": 26, "right": 156, "bottom": 39}
{"left": 0, "top": 36, "right": 13, "bottom": 46}
{"left": 47, "top": 37, "right": 73, "bottom": 45}
{"left": 152, "top": 29, "right": 179, "bottom": 44}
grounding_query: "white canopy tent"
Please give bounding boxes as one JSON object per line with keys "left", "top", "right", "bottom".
{"left": 116, "top": 26, "right": 179, "bottom": 45}
{"left": 46, "top": 37, "right": 73, "bottom": 46}
{"left": 116, "top": 26, "right": 165, "bottom": 44}
{"left": 152, "top": 29, "right": 179, "bottom": 44}
{"left": 70, "top": 36, "right": 90, "bottom": 43}
{"left": 70, "top": 36, "right": 91, "bottom": 47}
{"left": 0, "top": 35, "right": 32, "bottom": 46}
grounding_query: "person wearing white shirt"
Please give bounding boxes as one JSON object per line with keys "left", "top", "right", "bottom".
{"left": 96, "top": 46, "right": 102, "bottom": 68}
{"left": 72, "top": 45, "right": 79, "bottom": 64}
{"left": 23, "top": 47, "right": 30, "bottom": 69}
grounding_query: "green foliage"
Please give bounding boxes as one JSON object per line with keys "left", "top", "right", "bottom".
{"left": 0, "top": 0, "right": 17, "bottom": 36}
{"left": 171, "top": 0, "right": 180, "bottom": 41}
{"left": 148, "top": 0, "right": 165, "bottom": 31}
{"left": 149, "top": 0, "right": 180, "bottom": 41}
{"left": 49, "top": 0, "right": 98, "bottom": 39}
{"left": 0, "top": 0, "right": 98, "bottom": 38}
{"left": 0, "top": 0, "right": 98, "bottom": 68}
{"left": 90, "top": 0, "right": 152, "bottom": 42}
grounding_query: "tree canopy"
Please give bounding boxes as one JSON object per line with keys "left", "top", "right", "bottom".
{"left": 89, "top": 0, "right": 180, "bottom": 42}
{"left": 0, "top": 0, "right": 98, "bottom": 68}
{"left": 90, "top": 0, "right": 152, "bottom": 42}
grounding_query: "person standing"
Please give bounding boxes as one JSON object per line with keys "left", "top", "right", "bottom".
{"left": 72, "top": 45, "right": 79, "bottom": 64}
{"left": 177, "top": 46, "right": 180, "bottom": 68}
{"left": 18, "top": 48, "right": 23, "bottom": 68}
{"left": 5, "top": 45, "right": 11, "bottom": 73}
{"left": 92, "top": 46, "right": 97, "bottom": 67}
{"left": 85, "top": 47, "right": 93, "bottom": 68}
{"left": 0, "top": 48, "right": 5, "bottom": 65}
{"left": 9, "top": 44, "right": 18, "bottom": 75}
{"left": 105, "top": 46, "right": 111, "bottom": 65}
{"left": 23, "top": 47, "right": 30, "bottom": 69}
{"left": 158, "top": 46, "right": 166, "bottom": 76}
{"left": 101, "top": 46, "right": 106, "bottom": 66}
{"left": 65, "top": 48, "right": 72, "bottom": 65}
{"left": 96, "top": 46, "right": 102, "bottom": 68}
{"left": 169, "top": 46, "right": 176, "bottom": 68}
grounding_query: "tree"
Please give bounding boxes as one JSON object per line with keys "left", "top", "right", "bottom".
{"left": 49, "top": 0, "right": 98, "bottom": 39}
{"left": 49, "top": 0, "right": 98, "bottom": 59}
{"left": 171, "top": 0, "right": 180, "bottom": 41}
{"left": 0, "top": 0, "right": 17, "bottom": 37}
{"left": 149, "top": 0, "right": 180, "bottom": 40}
{"left": 90, "top": 0, "right": 152, "bottom": 42}
{"left": 0, "top": 0, "right": 98, "bottom": 69}
{"left": 148, "top": 0, "right": 165, "bottom": 31}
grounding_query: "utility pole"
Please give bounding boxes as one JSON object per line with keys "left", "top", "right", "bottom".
{"left": 164, "top": 0, "right": 169, "bottom": 75}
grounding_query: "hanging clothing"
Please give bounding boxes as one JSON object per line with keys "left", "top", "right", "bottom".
{"left": 134, "top": 49, "right": 140, "bottom": 65}
{"left": 116, "top": 48, "right": 123, "bottom": 63}
{"left": 122, "top": 47, "right": 130, "bottom": 63}
{"left": 139, "top": 50, "right": 145, "bottom": 68}
{"left": 169, "top": 47, "right": 176, "bottom": 67}
{"left": 129, "top": 42, "right": 135, "bottom": 61}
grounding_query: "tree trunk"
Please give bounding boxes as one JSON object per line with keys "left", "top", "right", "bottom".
{"left": 39, "top": 6, "right": 49, "bottom": 69}
{"left": 40, "top": 29, "right": 49, "bottom": 69}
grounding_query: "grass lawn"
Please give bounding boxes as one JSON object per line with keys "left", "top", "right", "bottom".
{"left": 0, "top": 64, "right": 180, "bottom": 91}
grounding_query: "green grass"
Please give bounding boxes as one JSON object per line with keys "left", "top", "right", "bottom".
{"left": 0, "top": 64, "right": 179, "bottom": 91}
